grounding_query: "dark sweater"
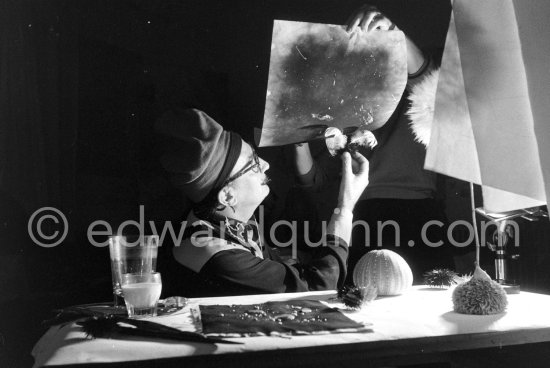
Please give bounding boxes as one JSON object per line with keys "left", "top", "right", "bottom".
{"left": 172, "top": 212, "right": 348, "bottom": 296}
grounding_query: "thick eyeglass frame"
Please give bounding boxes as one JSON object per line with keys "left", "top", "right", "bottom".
{"left": 222, "top": 149, "right": 261, "bottom": 187}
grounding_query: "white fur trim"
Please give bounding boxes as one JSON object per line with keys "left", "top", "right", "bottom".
{"left": 406, "top": 69, "right": 440, "bottom": 147}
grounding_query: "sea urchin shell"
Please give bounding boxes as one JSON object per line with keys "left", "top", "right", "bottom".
{"left": 452, "top": 266, "right": 507, "bottom": 315}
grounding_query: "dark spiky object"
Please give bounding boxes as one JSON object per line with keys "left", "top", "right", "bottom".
{"left": 77, "top": 315, "right": 240, "bottom": 344}
{"left": 423, "top": 268, "right": 459, "bottom": 288}
{"left": 337, "top": 285, "right": 377, "bottom": 310}
{"left": 337, "top": 284, "right": 353, "bottom": 299}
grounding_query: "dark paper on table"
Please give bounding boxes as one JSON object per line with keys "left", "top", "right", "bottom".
{"left": 199, "top": 299, "right": 371, "bottom": 337}
{"left": 257, "top": 20, "right": 407, "bottom": 147}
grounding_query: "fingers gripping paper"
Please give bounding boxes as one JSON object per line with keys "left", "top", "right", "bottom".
{"left": 426, "top": 0, "right": 549, "bottom": 212}
{"left": 257, "top": 20, "right": 407, "bottom": 147}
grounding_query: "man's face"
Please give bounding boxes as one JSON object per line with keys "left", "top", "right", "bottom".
{"left": 226, "top": 140, "right": 270, "bottom": 208}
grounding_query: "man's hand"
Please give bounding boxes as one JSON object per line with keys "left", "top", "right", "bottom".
{"left": 345, "top": 4, "right": 426, "bottom": 76}
{"left": 346, "top": 5, "right": 396, "bottom": 33}
{"left": 337, "top": 151, "right": 369, "bottom": 212}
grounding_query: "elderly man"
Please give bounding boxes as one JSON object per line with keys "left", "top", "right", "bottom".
{"left": 156, "top": 108, "right": 369, "bottom": 295}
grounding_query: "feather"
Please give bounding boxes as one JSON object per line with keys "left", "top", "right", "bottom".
{"left": 42, "top": 305, "right": 125, "bottom": 328}
{"left": 407, "top": 69, "right": 440, "bottom": 146}
{"left": 77, "top": 315, "right": 241, "bottom": 344}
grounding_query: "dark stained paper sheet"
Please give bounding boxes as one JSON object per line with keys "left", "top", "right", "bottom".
{"left": 257, "top": 20, "right": 407, "bottom": 147}
{"left": 199, "top": 299, "right": 372, "bottom": 337}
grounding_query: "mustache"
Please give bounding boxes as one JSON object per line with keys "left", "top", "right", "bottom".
{"left": 262, "top": 176, "right": 272, "bottom": 185}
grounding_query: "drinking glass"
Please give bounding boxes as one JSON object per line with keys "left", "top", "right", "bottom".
{"left": 109, "top": 235, "right": 159, "bottom": 307}
{"left": 121, "top": 272, "right": 162, "bottom": 318}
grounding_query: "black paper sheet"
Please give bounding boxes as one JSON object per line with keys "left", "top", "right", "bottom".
{"left": 199, "top": 299, "right": 371, "bottom": 337}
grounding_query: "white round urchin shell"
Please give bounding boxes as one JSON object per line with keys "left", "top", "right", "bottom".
{"left": 406, "top": 68, "right": 439, "bottom": 147}
{"left": 452, "top": 278, "right": 508, "bottom": 315}
{"left": 353, "top": 249, "right": 413, "bottom": 296}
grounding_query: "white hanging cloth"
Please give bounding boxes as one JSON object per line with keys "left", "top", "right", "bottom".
{"left": 426, "top": 0, "right": 550, "bottom": 213}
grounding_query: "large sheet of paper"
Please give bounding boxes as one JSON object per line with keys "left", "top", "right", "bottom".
{"left": 426, "top": 0, "right": 549, "bottom": 212}
{"left": 257, "top": 20, "right": 407, "bottom": 147}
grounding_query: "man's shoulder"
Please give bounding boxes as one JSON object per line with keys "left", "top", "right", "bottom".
{"left": 174, "top": 232, "right": 261, "bottom": 272}
{"left": 173, "top": 235, "right": 237, "bottom": 273}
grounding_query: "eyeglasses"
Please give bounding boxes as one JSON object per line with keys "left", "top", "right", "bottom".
{"left": 223, "top": 149, "right": 262, "bottom": 186}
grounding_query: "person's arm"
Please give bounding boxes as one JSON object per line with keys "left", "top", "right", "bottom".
{"left": 327, "top": 151, "right": 369, "bottom": 243}
{"left": 293, "top": 142, "right": 326, "bottom": 190}
{"left": 294, "top": 143, "right": 314, "bottom": 177}
{"left": 346, "top": 4, "right": 426, "bottom": 76}
{"left": 200, "top": 233, "right": 348, "bottom": 293}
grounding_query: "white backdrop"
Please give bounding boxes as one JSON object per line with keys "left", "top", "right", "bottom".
{"left": 426, "top": 0, "right": 550, "bottom": 213}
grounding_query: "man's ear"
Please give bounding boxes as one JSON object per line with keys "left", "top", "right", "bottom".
{"left": 217, "top": 186, "right": 238, "bottom": 207}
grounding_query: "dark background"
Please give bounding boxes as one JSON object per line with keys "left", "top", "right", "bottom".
{"left": 1, "top": 0, "right": 549, "bottom": 366}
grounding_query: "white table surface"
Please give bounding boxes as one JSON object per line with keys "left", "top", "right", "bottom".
{"left": 32, "top": 286, "right": 550, "bottom": 367}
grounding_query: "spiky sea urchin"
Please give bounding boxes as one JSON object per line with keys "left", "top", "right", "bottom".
{"left": 424, "top": 268, "right": 459, "bottom": 288}
{"left": 452, "top": 266, "right": 508, "bottom": 315}
{"left": 338, "top": 285, "right": 378, "bottom": 310}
